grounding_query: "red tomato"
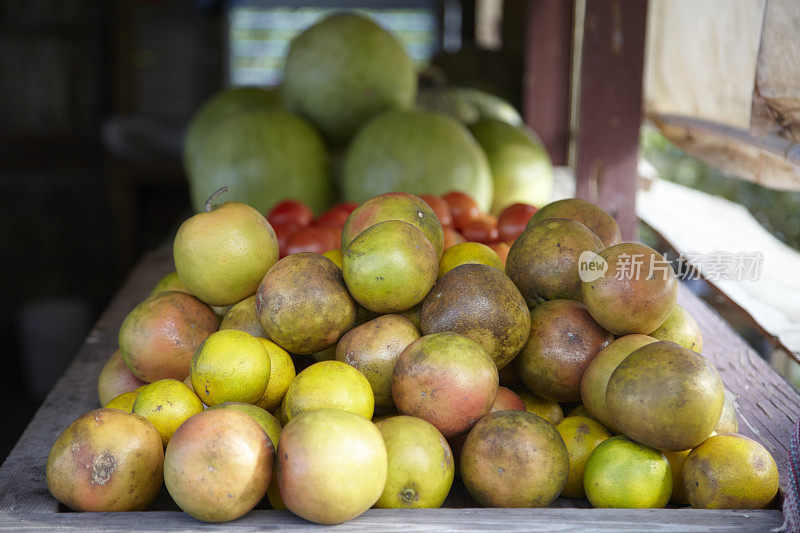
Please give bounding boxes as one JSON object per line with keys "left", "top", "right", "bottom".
{"left": 498, "top": 203, "right": 538, "bottom": 243}
{"left": 273, "top": 221, "right": 301, "bottom": 258}
{"left": 267, "top": 199, "right": 314, "bottom": 228}
{"left": 419, "top": 195, "right": 453, "bottom": 229}
{"left": 486, "top": 241, "right": 510, "bottom": 266}
{"left": 443, "top": 228, "right": 466, "bottom": 250}
{"left": 462, "top": 219, "right": 499, "bottom": 244}
{"left": 322, "top": 225, "right": 342, "bottom": 247}
{"left": 284, "top": 226, "right": 339, "bottom": 256}
{"left": 336, "top": 202, "right": 359, "bottom": 214}
{"left": 315, "top": 206, "right": 350, "bottom": 229}
{"left": 474, "top": 212, "right": 498, "bottom": 226}
{"left": 443, "top": 191, "right": 481, "bottom": 231}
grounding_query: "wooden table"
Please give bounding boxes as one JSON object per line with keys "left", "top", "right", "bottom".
{"left": 1, "top": 248, "right": 797, "bottom": 531}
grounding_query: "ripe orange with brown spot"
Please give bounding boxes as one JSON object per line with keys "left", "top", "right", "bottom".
{"left": 46, "top": 408, "right": 164, "bottom": 511}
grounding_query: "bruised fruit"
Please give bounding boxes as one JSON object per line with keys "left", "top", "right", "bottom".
{"left": 683, "top": 434, "right": 778, "bottom": 509}
{"left": 437, "top": 241, "right": 503, "bottom": 279}
{"left": 219, "top": 295, "right": 267, "bottom": 338}
{"left": 555, "top": 416, "right": 612, "bottom": 498}
{"left": 256, "top": 253, "right": 357, "bottom": 354}
{"left": 209, "top": 402, "right": 281, "bottom": 449}
{"left": 491, "top": 386, "right": 526, "bottom": 412}
{"left": 119, "top": 291, "right": 219, "bottom": 382}
{"left": 46, "top": 408, "right": 163, "bottom": 511}
{"left": 580, "top": 334, "right": 658, "bottom": 432}
{"left": 374, "top": 415, "right": 454, "bottom": 508}
{"left": 526, "top": 198, "right": 621, "bottom": 247}
{"left": 343, "top": 220, "right": 438, "bottom": 313}
{"left": 277, "top": 409, "right": 387, "bottom": 524}
{"left": 133, "top": 379, "right": 204, "bottom": 446}
{"left": 341, "top": 192, "right": 444, "bottom": 259}
{"left": 190, "top": 329, "right": 271, "bottom": 406}
{"left": 581, "top": 243, "right": 678, "bottom": 335}
{"left": 515, "top": 299, "right": 613, "bottom": 402}
{"left": 649, "top": 304, "right": 703, "bottom": 353}
{"left": 97, "top": 349, "right": 147, "bottom": 406}
{"left": 253, "top": 338, "right": 296, "bottom": 412}
{"left": 421, "top": 263, "right": 530, "bottom": 369}
{"left": 461, "top": 410, "right": 569, "bottom": 507}
{"left": 174, "top": 200, "right": 279, "bottom": 306}
{"left": 392, "top": 332, "right": 498, "bottom": 438}
{"left": 284, "top": 360, "right": 374, "bottom": 420}
{"left": 606, "top": 341, "right": 724, "bottom": 451}
{"left": 516, "top": 390, "right": 563, "bottom": 424}
{"left": 150, "top": 271, "right": 191, "bottom": 296}
{"left": 583, "top": 435, "right": 672, "bottom": 508}
{"left": 164, "top": 409, "right": 274, "bottom": 522}
{"left": 336, "top": 314, "right": 420, "bottom": 413}
{"left": 506, "top": 218, "right": 603, "bottom": 304}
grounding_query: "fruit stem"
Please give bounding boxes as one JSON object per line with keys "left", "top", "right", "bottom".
{"left": 205, "top": 186, "right": 229, "bottom": 212}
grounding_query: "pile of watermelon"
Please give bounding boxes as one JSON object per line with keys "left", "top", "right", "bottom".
{"left": 184, "top": 12, "right": 553, "bottom": 218}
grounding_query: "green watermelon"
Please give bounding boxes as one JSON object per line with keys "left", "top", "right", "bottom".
{"left": 342, "top": 110, "right": 494, "bottom": 212}
{"left": 282, "top": 13, "right": 418, "bottom": 145}
{"left": 185, "top": 87, "right": 282, "bottom": 137}
{"left": 469, "top": 119, "right": 553, "bottom": 214}
{"left": 184, "top": 107, "right": 333, "bottom": 214}
{"left": 416, "top": 87, "right": 523, "bottom": 126}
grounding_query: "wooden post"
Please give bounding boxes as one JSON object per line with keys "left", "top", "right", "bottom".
{"left": 522, "top": 0, "right": 574, "bottom": 166}
{"left": 461, "top": 0, "right": 476, "bottom": 47}
{"left": 574, "top": 0, "right": 648, "bottom": 241}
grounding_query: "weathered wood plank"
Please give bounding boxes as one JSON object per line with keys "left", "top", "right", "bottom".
{"left": 678, "top": 286, "right": 799, "bottom": 491}
{"left": 0, "top": 248, "right": 174, "bottom": 514}
{"left": 0, "top": 247, "right": 795, "bottom": 528}
{"left": 0, "top": 508, "right": 784, "bottom": 532}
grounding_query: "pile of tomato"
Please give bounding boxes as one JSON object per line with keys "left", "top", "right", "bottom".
{"left": 267, "top": 192, "right": 539, "bottom": 263}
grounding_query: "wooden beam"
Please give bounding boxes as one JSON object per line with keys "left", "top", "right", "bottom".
{"left": 574, "top": 0, "right": 648, "bottom": 241}
{"left": 522, "top": 0, "right": 573, "bottom": 165}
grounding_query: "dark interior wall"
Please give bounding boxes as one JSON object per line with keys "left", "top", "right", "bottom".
{"left": 0, "top": 0, "right": 220, "bottom": 461}
{"left": 0, "top": 0, "right": 111, "bottom": 458}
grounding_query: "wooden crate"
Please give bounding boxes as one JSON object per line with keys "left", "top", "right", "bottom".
{"left": 0, "top": 248, "right": 796, "bottom": 531}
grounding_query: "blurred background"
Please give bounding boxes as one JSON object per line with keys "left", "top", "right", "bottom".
{"left": 1, "top": 0, "right": 798, "bottom": 460}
